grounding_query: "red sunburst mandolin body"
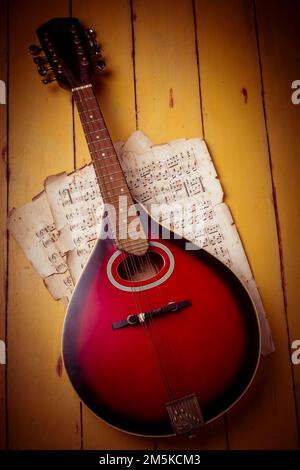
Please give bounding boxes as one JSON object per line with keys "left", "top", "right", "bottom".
{"left": 63, "top": 207, "right": 260, "bottom": 437}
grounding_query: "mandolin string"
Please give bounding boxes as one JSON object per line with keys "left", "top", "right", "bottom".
{"left": 123, "top": 202, "right": 181, "bottom": 402}
{"left": 74, "top": 87, "right": 162, "bottom": 365}
{"left": 77, "top": 86, "right": 177, "bottom": 402}
{"left": 141, "top": 226, "right": 181, "bottom": 400}
{"left": 75, "top": 87, "right": 150, "bottom": 340}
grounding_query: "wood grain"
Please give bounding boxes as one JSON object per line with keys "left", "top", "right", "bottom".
{"left": 133, "top": 0, "right": 203, "bottom": 144}
{"left": 255, "top": 0, "right": 300, "bottom": 437}
{"left": 0, "top": 0, "right": 8, "bottom": 451}
{"left": 7, "top": 0, "right": 80, "bottom": 449}
{"left": 195, "top": 0, "right": 298, "bottom": 448}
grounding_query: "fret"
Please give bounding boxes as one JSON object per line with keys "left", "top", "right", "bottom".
{"left": 73, "top": 91, "right": 96, "bottom": 101}
{"left": 92, "top": 154, "right": 117, "bottom": 162}
{"left": 81, "top": 112, "right": 103, "bottom": 121}
{"left": 78, "top": 107, "right": 99, "bottom": 114}
{"left": 73, "top": 94, "right": 94, "bottom": 103}
{"left": 93, "top": 175, "right": 128, "bottom": 189}
{"left": 82, "top": 117, "right": 104, "bottom": 125}
{"left": 88, "top": 138, "right": 110, "bottom": 146}
{"left": 93, "top": 169, "right": 127, "bottom": 185}
{"left": 95, "top": 171, "right": 125, "bottom": 184}
{"left": 92, "top": 161, "right": 120, "bottom": 170}
{"left": 76, "top": 99, "right": 98, "bottom": 109}
{"left": 90, "top": 148, "right": 115, "bottom": 156}
{"left": 99, "top": 190, "right": 130, "bottom": 199}
{"left": 104, "top": 187, "right": 131, "bottom": 198}
{"left": 91, "top": 145, "right": 114, "bottom": 152}
{"left": 94, "top": 180, "right": 127, "bottom": 190}
{"left": 81, "top": 118, "right": 104, "bottom": 127}
{"left": 92, "top": 156, "right": 119, "bottom": 163}
{"left": 73, "top": 97, "right": 94, "bottom": 103}
{"left": 93, "top": 165, "right": 121, "bottom": 174}
{"left": 85, "top": 129, "right": 110, "bottom": 143}
{"left": 87, "top": 137, "right": 111, "bottom": 145}
{"left": 98, "top": 195, "right": 129, "bottom": 204}
{"left": 85, "top": 128, "right": 107, "bottom": 135}
{"left": 102, "top": 190, "right": 131, "bottom": 198}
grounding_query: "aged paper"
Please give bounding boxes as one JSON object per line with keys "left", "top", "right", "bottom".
{"left": 8, "top": 130, "right": 274, "bottom": 354}
{"left": 45, "top": 165, "right": 104, "bottom": 282}
{"left": 8, "top": 191, "right": 72, "bottom": 277}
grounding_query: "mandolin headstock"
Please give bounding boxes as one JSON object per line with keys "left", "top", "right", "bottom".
{"left": 29, "top": 17, "right": 105, "bottom": 90}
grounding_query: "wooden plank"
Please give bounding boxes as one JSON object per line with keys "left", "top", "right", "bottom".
{"left": 134, "top": 0, "right": 203, "bottom": 144}
{"left": 195, "top": 0, "right": 298, "bottom": 448}
{"left": 71, "top": 0, "right": 153, "bottom": 449}
{"left": 133, "top": 0, "right": 227, "bottom": 449}
{"left": 255, "top": 0, "right": 300, "bottom": 440}
{"left": 8, "top": 0, "right": 81, "bottom": 448}
{"left": 0, "top": 0, "right": 8, "bottom": 450}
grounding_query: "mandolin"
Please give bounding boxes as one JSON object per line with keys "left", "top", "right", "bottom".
{"left": 30, "top": 17, "right": 261, "bottom": 437}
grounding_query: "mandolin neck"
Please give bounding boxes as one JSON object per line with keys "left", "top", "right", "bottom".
{"left": 72, "top": 84, "right": 148, "bottom": 255}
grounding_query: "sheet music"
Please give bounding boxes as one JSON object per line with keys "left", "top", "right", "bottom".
{"left": 8, "top": 130, "right": 274, "bottom": 354}
{"left": 44, "top": 270, "right": 74, "bottom": 302}
{"left": 8, "top": 192, "right": 72, "bottom": 277}
{"left": 45, "top": 165, "right": 104, "bottom": 281}
{"left": 120, "top": 134, "right": 250, "bottom": 280}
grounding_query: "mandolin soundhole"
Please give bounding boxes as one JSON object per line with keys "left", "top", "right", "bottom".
{"left": 117, "top": 252, "right": 164, "bottom": 282}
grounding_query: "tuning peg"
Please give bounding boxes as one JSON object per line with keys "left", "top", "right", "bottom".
{"left": 29, "top": 44, "right": 42, "bottom": 56}
{"left": 38, "top": 65, "right": 52, "bottom": 76}
{"left": 33, "top": 56, "right": 47, "bottom": 64}
{"left": 95, "top": 59, "right": 106, "bottom": 71}
{"left": 91, "top": 39, "right": 101, "bottom": 53}
{"left": 85, "top": 28, "right": 96, "bottom": 39}
{"left": 51, "top": 52, "right": 59, "bottom": 63}
{"left": 42, "top": 76, "right": 57, "bottom": 85}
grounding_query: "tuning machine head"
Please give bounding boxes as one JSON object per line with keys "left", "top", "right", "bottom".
{"left": 28, "top": 44, "right": 43, "bottom": 56}
{"left": 33, "top": 18, "right": 106, "bottom": 91}
{"left": 42, "top": 77, "right": 57, "bottom": 85}
{"left": 32, "top": 55, "right": 52, "bottom": 76}
{"left": 85, "top": 28, "right": 101, "bottom": 55}
{"left": 95, "top": 59, "right": 106, "bottom": 71}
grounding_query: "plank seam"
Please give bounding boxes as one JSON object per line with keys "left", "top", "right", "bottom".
{"left": 70, "top": 0, "right": 83, "bottom": 449}
{"left": 192, "top": 0, "right": 205, "bottom": 139}
{"left": 130, "top": 0, "right": 139, "bottom": 130}
{"left": 253, "top": 0, "right": 300, "bottom": 444}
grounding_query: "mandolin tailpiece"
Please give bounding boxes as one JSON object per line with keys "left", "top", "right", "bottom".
{"left": 166, "top": 394, "right": 204, "bottom": 437}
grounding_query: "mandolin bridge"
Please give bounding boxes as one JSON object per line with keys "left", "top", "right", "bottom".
{"left": 166, "top": 394, "right": 204, "bottom": 437}
{"left": 112, "top": 300, "right": 191, "bottom": 330}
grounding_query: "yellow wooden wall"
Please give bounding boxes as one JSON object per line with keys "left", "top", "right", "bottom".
{"left": 0, "top": 0, "right": 299, "bottom": 449}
